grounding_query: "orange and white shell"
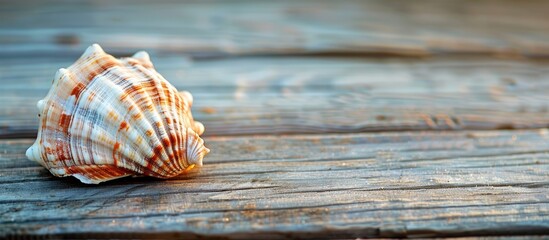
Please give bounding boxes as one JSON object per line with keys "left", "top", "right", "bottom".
{"left": 26, "top": 44, "right": 210, "bottom": 184}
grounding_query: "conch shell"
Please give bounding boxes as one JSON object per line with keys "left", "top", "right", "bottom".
{"left": 26, "top": 44, "right": 210, "bottom": 184}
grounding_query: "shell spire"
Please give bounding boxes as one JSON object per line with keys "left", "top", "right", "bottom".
{"left": 82, "top": 43, "right": 105, "bottom": 57}
{"left": 26, "top": 44, "right": 210, "bottom": 184}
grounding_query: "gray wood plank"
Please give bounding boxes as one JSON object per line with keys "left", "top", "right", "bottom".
{"left": 2, "top": 55, "right": 549, "bottom": 137}
{"left": 2, "top": 0, "right": 549, "bottom": 58}
{"left": 1, "top": 130, "right": 548, "bottom": 238}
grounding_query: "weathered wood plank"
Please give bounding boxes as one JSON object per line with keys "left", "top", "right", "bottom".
{"left": 1, "top": 130, "right": 548, "bottom": 238}
{"left": 2, "top": 56, "right": 549, "bottom": 137}
{"left": 2, "top": 0, "right": 549, "bottom": 57}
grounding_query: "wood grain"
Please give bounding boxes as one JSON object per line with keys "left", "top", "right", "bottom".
{"left": 1, "top": 130, "right": 548, "bottom": 238}
{"left": 2, "top": 0, "right": 549, "bottom": 58}
{"left": 2, "top": 56, "right": 549, "bottom": 137}
{"left": 3, "top": 1, "right": 549, "bottom": 238}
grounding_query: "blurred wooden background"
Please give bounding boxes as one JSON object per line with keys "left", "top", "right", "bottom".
{"left": 1, "top": 0, "right": 548, "bottom": 239}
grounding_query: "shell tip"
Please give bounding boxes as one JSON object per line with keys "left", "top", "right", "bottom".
{"left": 133, "top": 51, "right": 150, "bottom": 61}
{"left": 204, "top": 146, "right": 211, "bottom": 155}
{"left": 82, "top": 43, "right": 104, "bottom": 57}
{"left": 179, "top": 91, "right": 193, "bottom": 106}
{"left": 194, "top": 121, "right": 205, "bottom": 135}
{"left": 186, "top": 128, "right": 209, "bottom": 168}
{"left": 25, "top": 145, "right": 34, "bottom": 162}
{"left": 26, "top": 144, "right": 46, "bottom": 167}
{"left": 37, "top": 99, "right": 45, "bottom": 111}
{"left": 54, "top": 68, "right": 67, "bottom": 80}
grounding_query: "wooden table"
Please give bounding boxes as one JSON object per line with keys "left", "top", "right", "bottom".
{"left": 1, "top": 0, "right": 548, "bottom": 238}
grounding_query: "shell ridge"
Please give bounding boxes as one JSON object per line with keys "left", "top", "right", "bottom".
{"left": 62, "top": 61, "right": 145, "bottom": 176}
{"left": 68, "top": 57, "right": 120, "bottom": 169}
{"left": 168, "top": 84, "right": 190, "bottom": 172}
{"left": 27, "top": 67, "right": 72, "bottom": 168}
{"left": 145, "top": 68, "right": 204, "bottom": 174}
{"left": 96, "top": 66, "right": 161, "bottom": 173}
{"left": 139, "top": 65, "right": 179, "bottom": 175}
{"left": 108, "top": 62, "right": 185, "bottom": 176}
{"left": 174, "top": 89, "right": 191, "bottom": 160}
{"left": 62, "top": 53, "right": 120, "bottom": 170}
{"left": 48, "top": 72, "right": 77, "bottom": 172}
{"left": 153, "top": 75, "right": 198, "bottom": 171}
{"left": 58, "top": 52, "right": 121, "bottom": 169}
{"left": 155, "top": 73, "right": 190, "bottom": 173}
{"left": 62, "top": 96, "right": 78, "bottom": 171}
{"left": 78, "top": 71, "right": 126, "bottom": 168}
{"left": 175, "top": 90, "right": 192, "bottom": 169}
{"left": 109, "top": 62, "right": 176, "bottom": 177}
{"left": 126, "top": 63, "right": 181, "bottom": 176}
{"left": 186, "top": 127, "right": 209, "bottom": 167}
{"left": 68, "top": 68, "right": 102, "bottom": 169}
{"left": 104, "top": 67, "right": 152, "bottom": 172}
{"left": 157, "top": 79, "right": 184, "bottom": 173}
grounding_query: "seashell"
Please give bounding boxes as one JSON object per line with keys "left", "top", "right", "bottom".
{"left": 26, "top": 44, "right": 210, "bottom": 184}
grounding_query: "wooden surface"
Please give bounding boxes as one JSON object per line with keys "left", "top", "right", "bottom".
{"left": 3, "top": 56, "right": 549, "bottom": 138}
{"left": 3, "top": 0, "right": 549, "bottom": 57}
{"left": 2, "top": 130, "right": 549, "bottom": 238}
{"left": 1, "top": 0, "right": 549, "bottom": 239}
